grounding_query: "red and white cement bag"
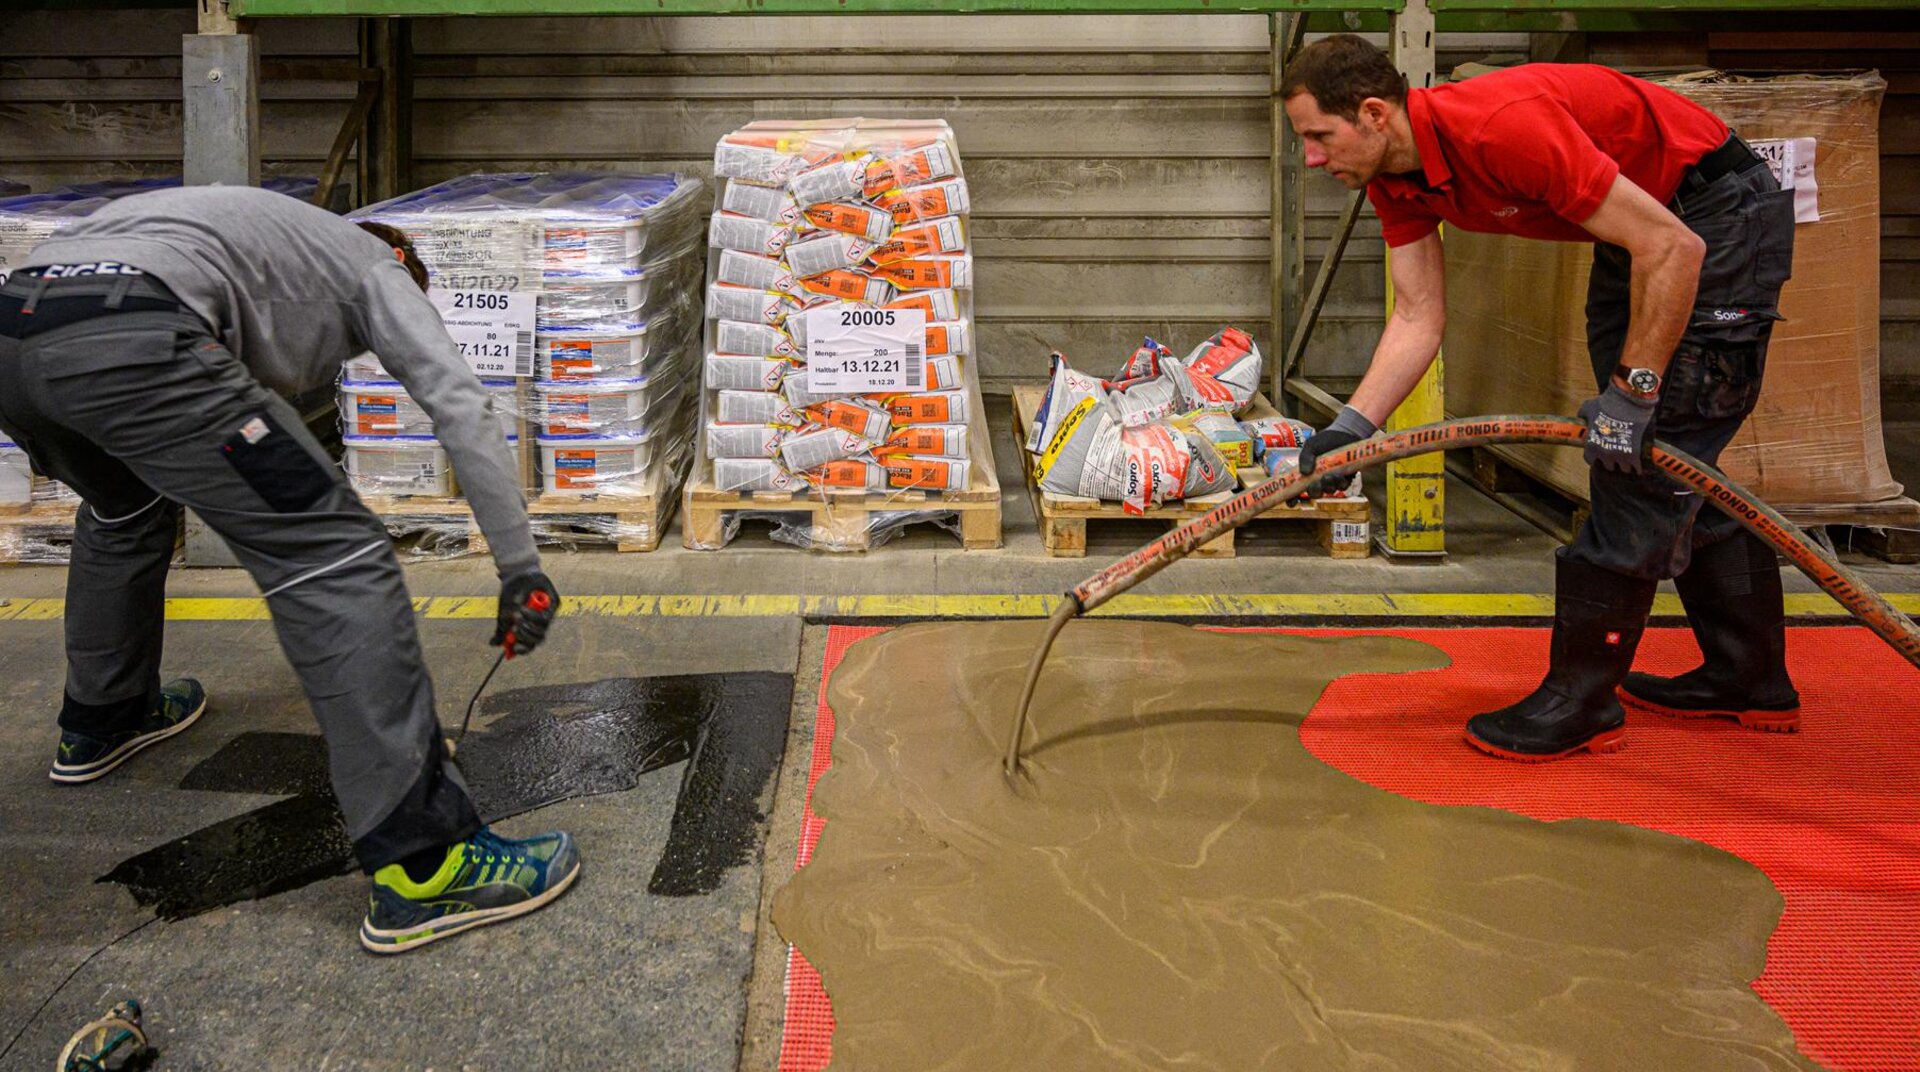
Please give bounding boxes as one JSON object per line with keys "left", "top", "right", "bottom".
{"left": 922, "top": 355, "right": 962, "bottom": 392}
{"left": 863, "top": 143, "right": 958, "bottom": 197}
{"left": 1118, "top": 337, "right": 1172, "bottom": 380}
{"left": 1031, "top": 396, "right": 1234, "bottom": 514}
{"left": 1177, "top": 327, "right": 1263, "bottom": 414}
{"left": 870, "top": 255, "right": 971, "bottom": 292}
{"left": 1240, "top": 416, "right": 1315, "bottom": 452}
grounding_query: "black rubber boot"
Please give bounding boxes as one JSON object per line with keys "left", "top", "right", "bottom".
{"left": 1466, "top": 554, "right": 1657, "bottom": 761}
{"left": 1619, "top": 531, "right": 1801, "bottom": 732}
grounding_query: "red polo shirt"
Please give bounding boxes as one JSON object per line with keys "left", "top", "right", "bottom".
{"left": 1367, "top": 64, "right": 1728, "bottom": 248}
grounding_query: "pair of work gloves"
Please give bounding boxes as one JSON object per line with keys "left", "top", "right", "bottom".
{"left": 1296, "top": 385, "right": 1655, "bottom": 489}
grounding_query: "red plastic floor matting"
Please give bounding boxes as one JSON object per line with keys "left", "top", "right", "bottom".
{"left": 779, "top": 624, "right": 1920, "bottom": 1072}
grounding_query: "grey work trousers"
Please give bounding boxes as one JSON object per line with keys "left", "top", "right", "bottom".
{"left": 0, "top": 305, "right": 479, "bottom": 870}
{"left": 1569, "top": 141, "right": 1797, "bottom": 580}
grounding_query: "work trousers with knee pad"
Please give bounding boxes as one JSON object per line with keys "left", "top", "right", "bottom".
{"left": 1569, "top": 139, "right": 1797, "bottom": 580}
{"left": 0, "top": 299, "right": 479, "bottom": 870}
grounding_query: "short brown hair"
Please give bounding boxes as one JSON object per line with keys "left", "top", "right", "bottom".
{"left": 1280, "top": 34, "right": 1408, "bottom": 121}
{"left": 355, "top": 220, "right": 429, "bottom": 292}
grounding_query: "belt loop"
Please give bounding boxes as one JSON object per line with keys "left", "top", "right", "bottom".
{"left": 103, "top": 274, "right": 135, "bottom": 311}
{"left": 18, "top": 273, "right": 53, "bottom": 317}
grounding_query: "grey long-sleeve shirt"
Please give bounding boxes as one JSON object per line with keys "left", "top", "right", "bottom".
{"left": 23, "top": 186, "right": 539, "bottom": 578}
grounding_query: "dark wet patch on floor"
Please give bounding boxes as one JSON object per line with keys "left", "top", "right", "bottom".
{"left": 101, "top": 672, "right": 793, "bottom": 919}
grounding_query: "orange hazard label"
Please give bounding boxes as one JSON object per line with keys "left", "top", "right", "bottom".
{"left": 813, "top": 459, "right": 875, "bottom": 488}
{"left": 800, "top": 269, "right": 878, "bottom": 301}
{"left": 886, "top": 394, "right": 953, "bottom": 425}
{"left": 883, "top": 457, "right": 952, "bottom": 489}
{"left": 874, "top": 185, "right": 954, "bottom": 223}
{"left": 870, "top": 259, "right": 952, "bottom": 291}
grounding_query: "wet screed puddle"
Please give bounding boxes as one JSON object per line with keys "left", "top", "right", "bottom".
{"left": 775, "top": 621, "right": 1818, "bottom": 1070}
{"left": 102, "top": 672, "right": 792, "bottom": 919}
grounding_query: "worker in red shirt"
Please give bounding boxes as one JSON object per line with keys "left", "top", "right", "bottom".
{"left": 1287, "top": 36, "right": 1801, "bottom": 761}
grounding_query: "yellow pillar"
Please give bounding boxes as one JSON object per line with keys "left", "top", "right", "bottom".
{"left": 1382, "top": 243, "right": 1446, "bottom": 555}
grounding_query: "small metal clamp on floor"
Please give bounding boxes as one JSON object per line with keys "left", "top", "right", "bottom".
{"left": 57, "top": 999, "right": 153, "bottom": 1071}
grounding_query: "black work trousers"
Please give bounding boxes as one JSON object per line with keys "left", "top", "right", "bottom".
{"left": 1568, "top": 141, "right": 1797, "bottom": 580}
{"left": 0, "top": 273, "right": 479, "bottom": 871}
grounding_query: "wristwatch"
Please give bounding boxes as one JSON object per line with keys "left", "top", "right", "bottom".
{"left": 1614, "top": 364, "right": 1662, "bottom": 400}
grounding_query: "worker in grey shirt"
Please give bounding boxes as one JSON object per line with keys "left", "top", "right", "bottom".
{"left": 0, "top": 186, "right": 577, "bottom": 954}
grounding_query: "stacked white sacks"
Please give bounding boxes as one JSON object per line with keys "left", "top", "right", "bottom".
{"left": 701, "top": 119, "right": 976, "bottom": 509}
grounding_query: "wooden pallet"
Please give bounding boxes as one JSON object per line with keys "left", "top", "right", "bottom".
{"left": 681, "top": 356, "right": 1003, "bottom": 552}
{"left": 1011, "top": 385, "right": 1371, "bottom": 560}
{"left": 360, "top": 461, "right": 677, "bottom": 554}
{"left": 0, "top": 497, "right": 80, "bottom": 564}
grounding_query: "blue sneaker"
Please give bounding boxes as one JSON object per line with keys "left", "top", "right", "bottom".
{"left": 360, "top": 827, "right": 582, "bottom": 955}
{"left": 49, "top": 678, "right": 207, "bottom": 784}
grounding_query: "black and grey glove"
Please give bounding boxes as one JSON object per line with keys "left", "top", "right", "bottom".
{"left": 493, "top": 570, "right": 560, "bottom": 658}
{"left": 1297, "top": 406, "right": 1379, "bottom": 493}
{"left": 1578, "top": 385, "right": 1657, "bottom": 475}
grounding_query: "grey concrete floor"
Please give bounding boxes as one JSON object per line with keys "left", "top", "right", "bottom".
{"left": 1, "top": 399, "right": 1914, "bottom": 1071}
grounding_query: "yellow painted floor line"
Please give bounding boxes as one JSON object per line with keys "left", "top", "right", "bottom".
{"left": 2, "top": 592, "right": 1918, "bottom": 622}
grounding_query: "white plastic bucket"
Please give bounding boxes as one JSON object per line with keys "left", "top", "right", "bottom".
{"left": 341, "top": 379, "right": 519, "bottom": 437}
{"left": 535, "top": 324, "right": 655, "bottom": 381}
{"left": 532, "top": 377, "right": 675, "bottom": 437}
{"left": 343, "top": 435, "right": 455, "bottom": 497}
{"left": 536, "top": 433, "right": 655, "bottom": 495}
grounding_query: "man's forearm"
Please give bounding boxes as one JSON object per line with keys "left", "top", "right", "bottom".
{"left": 1346, "top": 312, "right": 1444, "bottom": 427}
{"left": 1617, "top": 234, "right": 1703, "bottom": 384}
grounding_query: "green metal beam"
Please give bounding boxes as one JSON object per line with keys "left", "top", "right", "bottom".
{"left": 1432, "top": 0, "right": 1917, "bottom": 8}
{"left": 232, "top": 0, "right": 1398, "bottom": 14}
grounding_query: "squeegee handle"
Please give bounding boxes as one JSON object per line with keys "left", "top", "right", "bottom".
{"left": 1061, "top": 414, "right": 1920, "bottom": 672}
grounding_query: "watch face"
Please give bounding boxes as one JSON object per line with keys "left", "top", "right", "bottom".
{"left": 1626, "top": 368, "right": 1660, "bottom": 395}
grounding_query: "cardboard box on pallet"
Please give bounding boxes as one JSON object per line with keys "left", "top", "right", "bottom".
{"left": 1444, "top": 70, "right": 1897, "bottom": 507}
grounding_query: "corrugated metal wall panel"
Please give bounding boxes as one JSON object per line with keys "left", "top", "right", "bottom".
{"left": 410, "top": 17, "right": 1520, "bottom": 390}
{"left": 0, "top": 12, "right": 358, "bottom": 193}
{"left": 3, "top": 13, "right": 1525, "bottom": 393}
